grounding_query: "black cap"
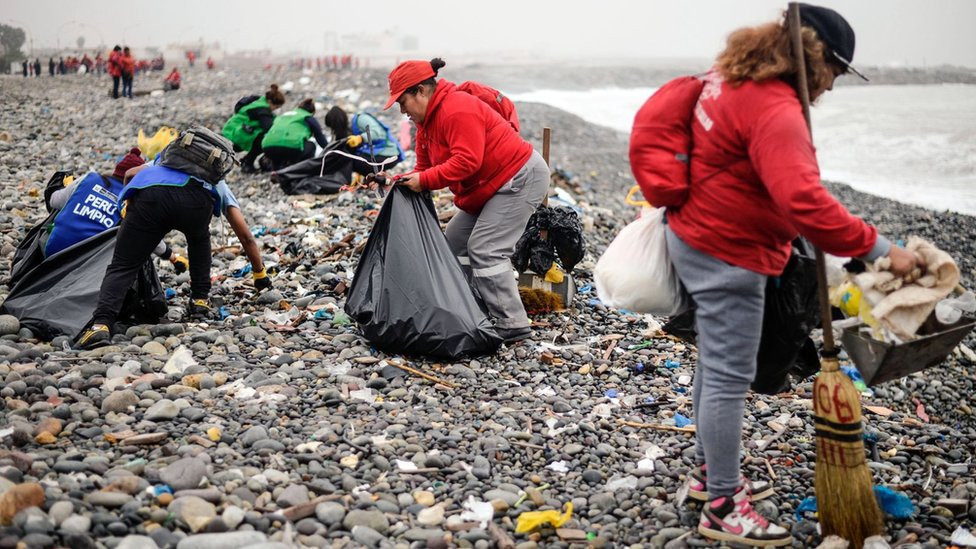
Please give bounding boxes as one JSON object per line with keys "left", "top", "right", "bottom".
{"left": 798, "top": 3, "right": 869, "bottom": 81}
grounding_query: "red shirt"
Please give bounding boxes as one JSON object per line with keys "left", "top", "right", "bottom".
{"left": 667, "top": 72, "right": 879, "bottom": 276}
{"left": 108, "top": 51, "right": 122, "bottom": 77}
{"left": 121, "top": 54, "right": 135, "bottom": 75}
{"left": 415, "top": 80, "right": 533, "bottom": 214}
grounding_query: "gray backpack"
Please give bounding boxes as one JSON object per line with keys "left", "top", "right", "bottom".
{"left": 159, "top": 125, "right": 237, "bottom": 184}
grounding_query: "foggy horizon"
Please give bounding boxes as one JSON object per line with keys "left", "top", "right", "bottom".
{"left": 4, "top": 0, "right": 976, "bottom": 69}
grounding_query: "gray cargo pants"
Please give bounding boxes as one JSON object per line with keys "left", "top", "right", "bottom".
{"left": 445, "top": 151, "right": 550, "bottom": 329}
{"left": 665, "top": 225, "right": 767, "bottom": 498}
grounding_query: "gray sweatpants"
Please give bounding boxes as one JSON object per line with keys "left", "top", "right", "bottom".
{"left": 665, "top": 225, "right": 767, "bottom": 498}
{"left": 445, "top": 151, "right": 550, "bottom": 329}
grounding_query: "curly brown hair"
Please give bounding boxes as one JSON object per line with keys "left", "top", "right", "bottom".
{"left": 716, "top": 17, "right": 836, "bottom": 101}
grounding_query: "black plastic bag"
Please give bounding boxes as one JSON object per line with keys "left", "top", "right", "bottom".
{"left": 662, "top": 239, "right": 821, "bottom": 394}
{"left": 1, "top": 227, "right": 166, "bottom": 340}
{"left": 273, "top": 150, "right": 353, "bottom": 195}
{"left": 512, "top": 206, "right": 585, "bottom": 274}
{"left": 345, "top": 186, "right": 502, "bottom": 359}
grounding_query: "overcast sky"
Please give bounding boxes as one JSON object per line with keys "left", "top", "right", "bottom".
{"left": 4, "top": 0, "right": 975, "bottom": 68}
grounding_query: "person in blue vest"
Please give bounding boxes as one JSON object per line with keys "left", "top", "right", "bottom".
{"left": 260, "top": 98, "right": 329, "bottom": 170}
{"left": 75, "top": 153, "right": 272, "bottom": 349}
{"left": 43, "top": 148, "right": 189, "bottom": 270}
{"left": 323, "top": 106, "right": 404, "bottom": 176}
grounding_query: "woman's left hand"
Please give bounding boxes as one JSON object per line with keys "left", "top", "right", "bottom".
{"left": 398, "top": 172, "right": 423, "bottom": 192}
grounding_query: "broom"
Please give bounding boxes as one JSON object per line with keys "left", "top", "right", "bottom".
{"left": 787, "top": 3, "right": 884, "bottom": 546}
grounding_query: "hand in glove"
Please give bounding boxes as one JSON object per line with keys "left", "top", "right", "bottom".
{"left": 346, "top": 134, "right": 363, "bottom": 148}
{"left": 170, "top": 254, "right": 189, "bottom": 274}
{"left": 253, "top": 267, "right": 273, "bottom": 291}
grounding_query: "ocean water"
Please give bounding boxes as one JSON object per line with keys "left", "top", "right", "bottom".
{"left": 510, "top": 84, "right": 976, "bottom": 216}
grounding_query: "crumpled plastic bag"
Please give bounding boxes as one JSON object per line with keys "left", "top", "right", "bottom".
{"left": 515, "top": 502, "right": 573, "bottom": 533}
{"left": 137, "top": 127, "right": 178, "bottom": 160}
{"left": 513, "top": 206, "right": 585, "bottom": 274}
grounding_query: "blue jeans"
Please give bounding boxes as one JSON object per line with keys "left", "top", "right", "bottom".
{"left": 122, "top": 74, "right": 133, "bottom": 98}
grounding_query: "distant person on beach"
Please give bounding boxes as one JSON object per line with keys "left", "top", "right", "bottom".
{"left": 631, "top": 5, "right": 920, "bottom": 547}
{"left": 33, "top": 59, "right": 41, "bottom": 77}
{"left": 108, "top": 46, "right": 123, "bottom": 98}
{"left": 120, "top": 47, "right": 135, "bottom": 99}
{"left": 163, "top": 68, "right": 181, "bottom": 91}
{"left": 381, "top": 57, "right": 549, "bottom": 344}
{"left": 75, "top": 142, "right": 271, "bottom": 349}
{"left": 260, "top": 98, "right": 329, "bottom": 170}
{"left": 222, "top": 84, "right": 286, "bottom": 173}
{"left": 22, "top": 60, "right": 28, "bottom": 77}
{"left": 49, "top": 58, "right": 55, "bottom": 76}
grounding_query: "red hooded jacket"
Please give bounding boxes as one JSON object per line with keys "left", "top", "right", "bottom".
{"left": 665, "top": 71, "right": 883, "bottom": 276}
{"left": 108, "top": 51, "right": 122, "bottom": 77}
{"left": 415, "top": 80, "right": 533, "bottom": 214}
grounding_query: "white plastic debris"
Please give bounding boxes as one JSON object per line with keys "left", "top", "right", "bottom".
{"left": 605, "top": 475, "right": 638, "bottom": 491}
{"left": 395, "top": 459, "right": 418, "bottom": 472}
{"left": 263, "top": 307, "right": 300, "bottom": 325}
{"left": 862, "top": 535, "right": 890, "bottom": 549}
{"left": 534, "top": 385, "right": 556, "bottom": 397}
{"left": 815, "top": 535, "right": 849, "bottom": 549}
{"left": 459, "top": 496, "right": 494, "bottom": 528}
{"left": 163, "top": 345, "right": 196, "bottom": 374}
{"left": 951, "top": 527, "right": 976, "bottom": 547}
{"left": 546, "top": 460, "right": 569, "bottom": 474}
{"left": 636, "top": 458, "right": 655, "bottom": 472}
{"left": 349, "top": 388, "right": 375, "bottom": 403}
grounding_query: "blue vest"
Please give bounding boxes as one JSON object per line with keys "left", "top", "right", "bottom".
{"left": 351, "top": 113, "right": 405, "bottom": 162}
{"left": 44, "top": 172, "right": 123, "bottom": 257}
{"left": 120, "top": 165, "right": 222, "bottom": 216}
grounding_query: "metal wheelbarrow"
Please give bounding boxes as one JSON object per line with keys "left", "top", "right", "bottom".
{"left": 841, "top": 313, "right": 976, "bottom": 386}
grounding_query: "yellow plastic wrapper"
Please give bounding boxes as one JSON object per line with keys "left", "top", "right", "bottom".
{"left": 137, "top": 127, "right": 178, "bottom": 160}
{"left": 515, "top": 502, "right": 573, "bottom": 534}
{"left": 544, "top": 262, "right": 564, "bottom": 284}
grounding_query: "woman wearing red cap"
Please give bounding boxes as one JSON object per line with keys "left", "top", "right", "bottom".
{"left": 628, "top": 5, "right": 918, "bottom": 546}
{"left": 383, "top": 58, "right": 549, "bottom": 343}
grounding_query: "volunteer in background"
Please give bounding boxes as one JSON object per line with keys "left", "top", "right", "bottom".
{"left": 637, "top": 5, "right": 918, "bottom": 546}
{"left": 260, "top": 98, "right": 329, "bottom": 170}
{"left": 120, "top": 47, "right": 135, "bottom": 99}
{"left": 222, "top": 84, "right": 286, "bottom": 173}
{"left": 108, "top": 46, "right": 123, "bottom": 99}
{"left": 76, "top": 156, "right": 272, "bottom": 349}
{"left": 382, "top": 58, "right": 549, "bottom": 344}
{"left": 323, "top": 106, "right": 404, "bottom": 176}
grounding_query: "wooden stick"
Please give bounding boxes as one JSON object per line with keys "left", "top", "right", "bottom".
{"left": 487, "top": 521, "right": 515, "bottom": 549}
{"left": 617, "top": 418, "right": 696, "bottom": 433}
{"left": 542, "top": 127, "right": 551, "bottom": 207}
{"left": 387, "top": 362, "right": 456, "bottom": 388}
{"left": 602, "top": 339, "right": 618, "bottom": 360}
{"left": 509, "top": 440, "right": 545, "bottom": 450}
{"left": 275, "top": 494, "right": 343, "bottom": 522}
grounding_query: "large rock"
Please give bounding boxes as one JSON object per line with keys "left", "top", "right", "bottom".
{"left": 342, "top": 510, "right": 389, "bottom": 535}
{"left": 160, "top": 458, "right": 207, "bottom": 491}
{"left": 0, "top": 315, "right": 20, "bottom": 335}
{"left": 101, "top": 390, "right": 139, "bottom": 413}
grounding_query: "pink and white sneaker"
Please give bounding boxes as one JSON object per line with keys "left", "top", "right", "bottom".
{"left": 687, "top": 464, "right": 775, "bottom": 502}
{"left": 698, "top": 486, "right": 792, "bottom": 546}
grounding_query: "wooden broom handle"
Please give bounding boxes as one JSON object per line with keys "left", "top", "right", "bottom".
{"left": 788, "top": 2, "right": 837, "bottom": 353}
{"left": 542, "top": 127, "right": 551, "bottom": 207}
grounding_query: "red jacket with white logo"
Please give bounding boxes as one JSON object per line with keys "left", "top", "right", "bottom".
{"left": 667, "top": 72, "right": 882, "bottom": 276}
{"left": 415, "top": 80, "right": 533, "bottom": 214}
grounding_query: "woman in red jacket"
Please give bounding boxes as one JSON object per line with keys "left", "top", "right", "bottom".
{"left": 108, "top": 45, "right": 122, "bottom": 99}
{"left": 631, "top": 6, "right": 918, "bottom": 546}
{"left": 383, "top": 58, "right": 549, "bottom": 343}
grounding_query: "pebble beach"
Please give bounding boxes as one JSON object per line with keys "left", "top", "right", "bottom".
{"left": 0, "top": 65, "right": 974, "bottom": 549}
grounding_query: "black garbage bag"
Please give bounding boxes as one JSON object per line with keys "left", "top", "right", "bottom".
{"left": 0, "top": 227, "right": 167, "bottom": 340}
{"left": 273, "top": 150, "right": 353, "bottom": 195}
{"left": 662, "top": 238, "right": 821, "bottom": 394}
{"left": 345, "top": 186, "right": 502, "bottom": 359}
{"left": 512, "top": 206, "right": 585, "bottom": 274}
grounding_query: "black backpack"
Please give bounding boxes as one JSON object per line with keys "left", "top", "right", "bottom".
{"left": 159, "top": 125, "right": 236, "bottom": 184}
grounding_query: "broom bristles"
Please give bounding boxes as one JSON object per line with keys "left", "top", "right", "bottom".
{"left": 518, "top": 287, "right": 564, "bottom": 314}
{"left": 814, "top": 359, "right": 884, "bottom": 548}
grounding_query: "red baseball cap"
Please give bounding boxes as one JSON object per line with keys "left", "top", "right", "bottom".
{"left": 383, "top": 60, "right": 435, "bottom": 110}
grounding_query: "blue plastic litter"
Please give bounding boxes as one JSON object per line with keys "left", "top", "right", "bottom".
{"left": 605, "top": 389, "right": 619, "bottom": 399}
{"left": 664, "top": 359, "right": 680, "bottom": 369}
{"left": 251, "top": 226, "right": 268, "bottom": 237}
{"left": 841, "top": 365, "right": 870, "bottom": 393}
{"left": 151, "top": 485, "right": 173, "bottom": 497}
{"left": 217, "top": 306, "right": 230, "bottom": 320}
{"left": 644, "top": 396, "right": 656, "bottom": 404}
{"left": 313, "top": 309, "right": 333, "bottom": 320}
{"left": 233, "top": 264, "right": 253, "bottom": 278}
{"left": 673, "top": 413, "right": 692, "bottom": 428}
{"left": 577, "top": 283, "right": 593, "bottom": 294}
{"left": 633, "top": 362, "right": 645, "bottom": 374}
{"left": 874, "top": 486, "right": 916, "bottom": 519}
{"left": 675, "top": 387, "right": 687, "bottom": 394}
{"left": 587, "top": 299, "right": 602, "bottom": 307}
{"left": 164, "top": 288, "right": 176, "bottom": 300}
{"left": 793, "top": 486, "right": 916, "bottom": 522}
